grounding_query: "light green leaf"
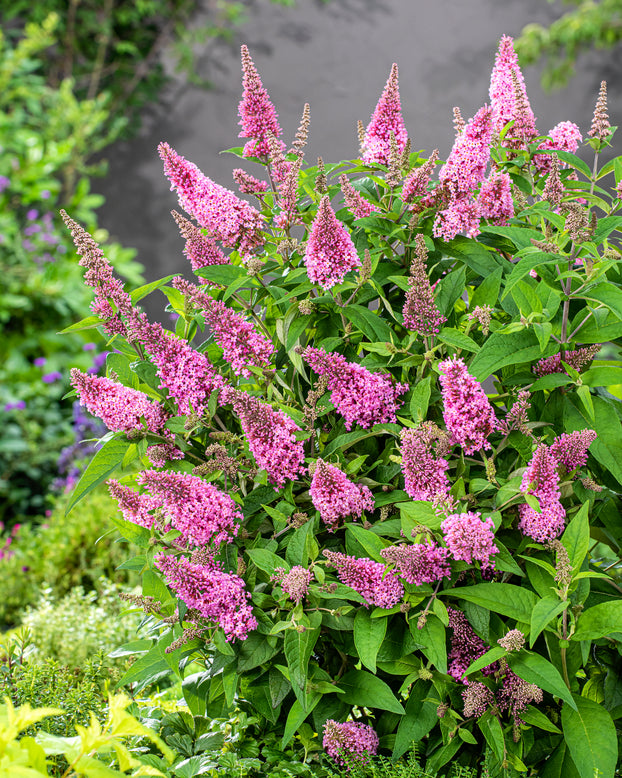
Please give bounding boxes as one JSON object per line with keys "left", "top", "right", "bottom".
{"left": 442, "top": 583, "right": 537, "bottom": 623}
{"left": 438, "top": 327, "right": 480, "bottom": 353}
{"left": 409, "top": 376, "right": 431, "bottom": 422}
{"left": 561, "top": 503, "right": 590, "bottom": 572}
{"left": 400, "top": 501, "right": 442, "bottom": 533}
{"left": 284, "top": 612, "right": 322, "bottom": 710}
{"left": 338, "top": 669, "right": 405, "bottom": 714}
{"left": 470, "top": 330, "right": 555, "bottom": 381}
{"left": 246, "top": 548, "right": 287, "bottom": 576}
{"left": 281, "top": 694, "right": 321, "bottom": 748}
{"left": 520, "top": 704, "right": 562, "bottom": 733}
{"left": 477, "top": 711, "right": 505, "bottom": 762}
{"left": 464, "top": 645, "right": 506, "bottom": 676}
{"left": 572, "top": 600, "right": 622, "bottom": 641}
{"left": 530, "top": 597, "right": 568, "bottom": 647}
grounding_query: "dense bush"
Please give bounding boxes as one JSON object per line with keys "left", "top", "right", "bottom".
{"left": 0, "top": 15, "right": 143, "bottom": 522}
{"left": 0, "top": 486, "right": 139, "bottom": 627}
{"left": 61, "top": 36, "right": 622, "bottom": 776}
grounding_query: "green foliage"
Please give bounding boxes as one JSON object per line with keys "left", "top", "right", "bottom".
{"left": 0, "top": 487, "right": 139, "bottom": 628}
{"left": 515, "top": 0, "right": 622, "bottom": 89}
{"left": 62, "top": 40, "right": 622, "bottom": 778}
{"left": 0, "top": 16, "right": 143, "bottom": 522}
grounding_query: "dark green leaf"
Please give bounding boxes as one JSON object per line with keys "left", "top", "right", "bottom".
{"left": 507, "top": 652, "right": 576, "bottom": 709}
{"left": 561, "top": 694, "right": 617, "bottom": 778}
{"left": 393, "top": 682, "right": 437, "bottom": 759}
{"left": 281, "top": 695, "right": 321, "bottom": 748}
{"left": 65, "top": 436, "right": 130, "bottom": 515}
{"left": 409, "top": 376, "right": 431, "bottom": 422}
{"left": 477, "top": 711, "right": 505, "bottom": 761}
{"left": 343, "top": 304, "right": 393, "bottom": 342}
{"left": 130, "top": 275, "right": 177, "bottom": 304}
{"left": 345, "top": 524, "right": 389, "bottom": 561}
{"left": 286, "top": 314, "right": 313, "bottom": 351}
{"left": 354, "top": 609, "right": 387, "bottom": 673}
{"left": 409, "top": 615, "right": 447, "bottom": 673}
{"left": 465, "top": 645, "right": 506, "bottom": 676}
{"left": 442, "top": 583, "right": 537, "bottom": 622}
{"left": 470, "top": 330, "right": 555, "bottom": 381}
{"left": 338, "top": 669, "right": 405, "bottom": 714}
{"left": 530, "top": 597, "right": 568, "bottom": 647}
{"left": 470, "top": 267, "right": 503, "bottom": 310}
{"left": 437, "top": 327, "right": 480, "bottom": 353}
{"left": 520, "top": 704, "right": 561, "bottom": 734}
{"left": 436, "top": 266, "right": 466, "bottom": 317}
{"left": 561, "top": 503, "right": 590, "bottom": 571}
{"left": 284, "top": 612, "right": 322, "bottom": 710}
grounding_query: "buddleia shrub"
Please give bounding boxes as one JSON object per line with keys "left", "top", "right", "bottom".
{"left": 60, "top": 35, "right": 622, "bottom": 777}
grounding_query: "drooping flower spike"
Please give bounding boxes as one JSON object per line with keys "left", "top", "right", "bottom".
{"left": 309, "top": 458, "right": 374, "bottom": 531}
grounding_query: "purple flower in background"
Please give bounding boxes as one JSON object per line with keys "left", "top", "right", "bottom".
{"left": 83, "top": 342, "right": 97, "bottom": 351}
{"left": 26, "top": 209, "right": 39, "bottom": 221}
{"left": 34, "top": 357, "right": 47, "bottom": 367}
{"left": 4, "top": 401, "right": 26, "bottom": 411}
{"left": 42, "top": 371, "right": 63, "bottom": 383}
{"left": 41, "top": 190, "right": 51, "bottom": 199}
{"left": 0, "top": 176, "right": 10, "bottom": 193}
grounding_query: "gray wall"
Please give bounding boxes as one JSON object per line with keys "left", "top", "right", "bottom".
{"left": 94, "top": 0, "right": 621, "bottom": 315}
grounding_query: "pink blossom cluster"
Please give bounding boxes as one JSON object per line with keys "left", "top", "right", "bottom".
{"left": 489, "top": 35, "right": 537, "bottom": 148}
{"left": 304, "top": 196, "right": 361, "bottom": 289}
{"left": 380, "top": 541, "right": 451, "bottom": 586}
{"left": 550, "top": 429, "right": 597, "bottom": 473}
{"left": 303, "top": 347, "right": 408, "bottom": 430}
{"left": 238, "top": 45, "right": 284, "bottom": 159}
{"left": 447, "top": 607, "right": 497, "bottom": 684}
{"left": 61, "top": 211, "right": 132, "bottom": 336}
{"left": 226, "top": 389, "right": 306, "bottom": 488}
{"left": 400, "top": 424, "right": 450, "bottom": 503}
{"left": 323, "top": 720, "right": 379, "bottom": 767}
{"left": 497, "top": 669, "right": 543, "bottom": 724}
{"left": 159, "top": 142, "right": 264, "bottom": 255}
{"left": 309, "top": 459, "right": 374, "bottom": 531}
{"left": 362, "top": 64, "right": 407, "bottom": 166}
{"left": 441, "top": 511, "right": 499, "bottom": 570}
{"left": 402, "top": 234, "right": 446, "bottom": 336}
{"left": 156, "top": 553, "right": 257, "bottom": 641}
{"left": 70, "top": 369, "right": 169, "bottom": 435}
{"left": 340, "top": 174, "right": 378, "bottom": 218}
{"left": 136, "top": 470, "right": 242, "bottom": 548}
{"left": 173, "top": 278, "right": 274, "bottom": 377}
{"left": 233, "top": 168, "right": 269, "bottom": 195}
{"left": 146, "top": 443, "right": 185, "bottom": 468}
{"left": 107, "top": 480, "right": 160, "bottom": 529}
{"left": 535, "top": 121, "right": 583, "bottom": 174}
{"left": 518, "top": 444, "right": 566, "bottom": 542}
{"left": 324, "top": 550, "right": 404, "bottom": 608}
{"left": 126, "top": 311, "right": 224, "bottom": 418}
{"left": 433, "top": 105, "right": 494, "bottom": 240}
{"left": 439, "top": 357, "right": 498, "bottom": 453}
{"left": 172, "top": 211, "right": 229, "bottom": 274}
{"left": 477, "top": 171, "right": 514, "bottom": 225}
{"left": 533, "top": 345, "right": 600, "bottom": 377}
{"left": 271, "top": 566, "right": 312, "bottom": 604}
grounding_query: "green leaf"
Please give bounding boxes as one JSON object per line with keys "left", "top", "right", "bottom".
{"left": 393, "top": 682, "right": 437, "bottom": 759}
{"left": 561, "top": 503, "right": 590, "bottom": 571}
{"left": 520, "top": 704, "right": 561, "bottom": 734}
{"left": 565, "top": 396, "right": 622, "bottom": 487}
{"left": 492, "top": 541, "right": 524, "bottom": 577}
{"left": 531, "top": 373, "right": 574, "bottom": 392}
{"left": 590, "top": 215, "right": 622, "bottom": 243}
{"left": 400, "top": 501, "right": 442, "bottom": 533}
{"left": 284, "top": 612, "right": 322, "bottom": 710}
{"left": 246, "top": 548, "right": 287, "bottom": 576}
{"left": 237, "top": 633, "right": 280, "bottom": 673}
{"left": 130, "top": 275, "right": 177, "bottom": 304}
{"left": 338, "top": 669, "right": 405, "bottom": 714}
{"left": 409, "top": 614, "right": 447, "bottom": 673}
{"left": 561, "top": 694, "right": 618, "bottom": 778}
{"left": 285, "top": 518, "right": 317, "bottom": 567}
{"left": 58, "top": 314, "right": 102, "bottom": 334}
{"left": 65, "top": 436, "right": 130, "bottom": 516}
{"left": 437, "top": 327, "right": 480, "bottom": 353}
{"left": 480, "top": 225, "right": 545, "bottom": 251}
{"left": 286, "top": 314, "right": 313, "bottom": 351}
{"left": 442, "top": 583, "right": 537, "bottom": 623}
{"left": 106, "top": 352, "right": 139, "bottom": 389}
{"left": 572, "top": 601, "right": 622, "bottom": 641}
{"left": 470, "top": 330, "right": 555, "bottom": 381}
{"left": 195, "top": 264, "right": 249, "bottom": 286}
{"left": 442, "top": 236, "right": 501, "bottom": 276}
{"left": 142, "top": 569, "right": 172, "bottom": 604}
{"left": 555, "top": 150, "right": 593, "bottom": 179}
{"left": 345, "top": 524, "right": 388, "bottom": 561}
{"left": 354, "top": 609, "right": 387, "bottom": 673}
{"left": 109, "top": 515, "right": 151, "bottom": 548}
{"left": 530, "top": 597, "right": 568, "bottom": 647}
{"left": 477, "top": 711, "right": 505, "bottom": 762}
{"left": 470, "top": 267, "right": 503, "bottom": 311}
{"left": 281, "top": 694, "right": 321, "bottom": 748}
{"left": 322, "top": 423, "right": 400, "bottom": 457}
{"left": 539, "top": 740, "right": 580, "bottom": 778}
{"left": 507, "top": 652, "right": 576, "bottom": 709}
{"left": 409, "top": 376, "right": 431, "bottom": 421}
{"left": 581, "top": 365, "right": 622, "bottom": 387}
{"left": 343, "top": 304, "right": 393, "bottom": 342}
{"left": 464, "top": 645, "right": 506, "bottom": 676}
{"left": 580, "top": 282, "right": 622, "bottom": 320}
{"left": 436, "top": 266, "right": 466, "bottom": 317}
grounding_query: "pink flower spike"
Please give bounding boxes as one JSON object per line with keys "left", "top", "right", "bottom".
{"left": 226, "top": 389, "right": 306, "bottom": 488}
{"left": 238, "top": 45, "right": 284, "bottom": 159}
{"left": 535, "top": 121, "right": 582, "bottom": 173}
{"left": 70, "top": 369, "right": 169, "bottom": 435}
{"left": 126, "top": 310, "right": 225, "bottom": 419}
{"left": 438, "top": 357, "right": 498, "bottom": 453}
{"left": 400, "top": 423, "right": 450, "bottom": 503}
{"left": 174, "top": 278, "right": 274, "bottom": 377}
{"left": 303, "top": 346, "right": 408, "bottom": 430}
{"left": 518, "top": 444, "right": 566, "bottom": 542}
{"left": 489, "top": 35, "right": 537, "bottom": 148}
{"left": 171, "top": 210, "right": 228, "bottom": 274}
{"left": 438, "top": 105, "right": 493, "bottom": 199}
{"left": 380, "top": 541, "right": 451, "bottom": 586}
{"left": 402, "top": 233, "right": 446, "bottom": 336}
{"left": 304, "top": 195, "right": 361, "bottom": 289}
{"left": 309, "top": 459, "right": 374, "bottom": 531}
{"left": 478, "top": 171, "right": 514, "bottom": 226}
{"left": 158, "top": 142, "right": 264, "bottom": 255}
{"left": 441, "top": 511, "right": 499, "bottom": 570}
{"left": 340, "top": 174, "right": 378, "bottom": 219}
{"left": 550, "top": 429, "right": 597, "bottom": 474}
{"left": 107, "top": 480, "right": 160, "bottom": 529}
{"left": 324, "top": 550, "right": 404, "bottom": 609}
{"left": 138, "top": 470, "right": 242, "bottom": 548}
{"left": 362, "top": 63, "right": 408, "bottom": 166}
{"left": 156, "top": 553, "right": 256, "bottom": 641}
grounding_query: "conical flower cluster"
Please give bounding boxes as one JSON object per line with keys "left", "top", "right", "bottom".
{"left": 238, "top": 45, "right": 284, "bottom": 159}
{"left": 518, "top": 445, "right": 566, "bottom": 542}
{"left": 304, "top": 196, "right": 361, "bottom": 289}
{"left": 309, "top": 459, "right": 374, "bottom": 531}
{"left": 362, "top": 63, "right": 407, "bottom": 165}
{"left": 402, "top": 233, "right": 446, "bottom": 336}
{"left": 489, "top": 35, "right": 537, "bottom": 148}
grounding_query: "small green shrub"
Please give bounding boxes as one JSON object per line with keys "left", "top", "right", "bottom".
{"left": 22, "top": 578, "right": 142, "bottom": 668}
{"left": 0, "top": 486, "right": 139, "bottom": 628}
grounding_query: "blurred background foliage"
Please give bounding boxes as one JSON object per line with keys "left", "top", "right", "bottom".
{"left": 515, "top": 0, "right": 622, "bottom": 89}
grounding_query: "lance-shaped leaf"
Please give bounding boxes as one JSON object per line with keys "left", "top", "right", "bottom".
{"left": 354, "top": 609, "right": 387, "bottom": 673}
{"left": 562, "top": 694, "right": 617, "bottom": 778}
{"left": 284, "top": 611, "right": 322, "bottom": 710}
